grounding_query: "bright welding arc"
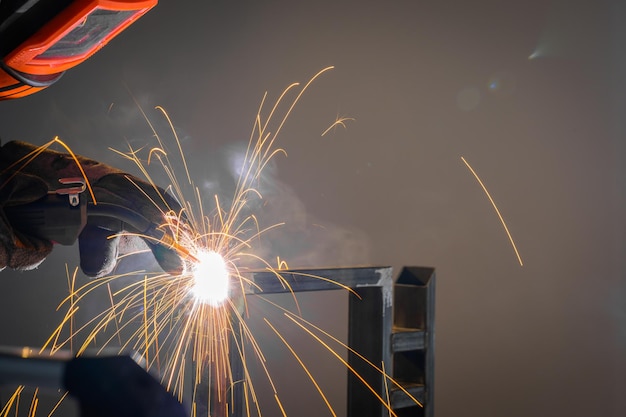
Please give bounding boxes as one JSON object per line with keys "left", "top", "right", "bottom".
{"left": 190, "top": 250, "right": 230, "bottom": 306}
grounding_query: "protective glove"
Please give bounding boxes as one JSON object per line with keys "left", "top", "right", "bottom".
{"left": 0, "top": 140, "right": 184, "bottom": 277}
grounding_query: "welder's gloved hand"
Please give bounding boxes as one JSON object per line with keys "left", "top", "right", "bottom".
{"left": 0, "top": 167, "right": 52, "bottom": 270}
{"left": 0, "top": 141, "right": 184, "bottom": 277}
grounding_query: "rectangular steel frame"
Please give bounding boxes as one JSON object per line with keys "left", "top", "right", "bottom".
{"left": 235, "top": 266, "right": 436, "bottom": 417}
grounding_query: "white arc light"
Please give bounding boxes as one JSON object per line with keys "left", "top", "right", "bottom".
{"left": 191, "top": 250, "right": 230, "bottom": 306}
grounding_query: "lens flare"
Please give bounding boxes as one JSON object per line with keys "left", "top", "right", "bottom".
{"left": 190, "top": 250, "right": 229, "bottom": 306}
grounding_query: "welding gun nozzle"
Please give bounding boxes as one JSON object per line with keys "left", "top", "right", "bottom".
{"left": 158, "top": 233, "right": 199, "bottom": 264}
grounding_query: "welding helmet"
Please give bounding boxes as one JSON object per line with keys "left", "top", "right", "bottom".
{"left": 0, "top": 0, "right": 156, "bottom": 99}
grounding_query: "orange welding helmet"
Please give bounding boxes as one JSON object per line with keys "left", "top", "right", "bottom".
{"left": 0, "top": 0, "right": 156, "bottom": 100}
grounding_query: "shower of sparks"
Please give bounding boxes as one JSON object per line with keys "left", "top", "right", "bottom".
{"left": 1, "top": 68, "right": 423, "bottom": 417}
{"left": 461, "top": 156, "right": 524, "bottom": 266}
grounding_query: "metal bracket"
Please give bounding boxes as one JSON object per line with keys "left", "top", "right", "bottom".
{"left": 50, "top": 177, "right": 86, "bottom": 207}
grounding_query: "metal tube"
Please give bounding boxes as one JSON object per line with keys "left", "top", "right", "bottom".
{"left": 0, "top": 352, "right": 65, "bottom": 389}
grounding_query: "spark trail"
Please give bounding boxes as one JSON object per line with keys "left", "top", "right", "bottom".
{"left": 321, "top": 116, "right": 355, "bottom": 137}
{"left": 461, "top": 156, "right": 524, "bottom": 266}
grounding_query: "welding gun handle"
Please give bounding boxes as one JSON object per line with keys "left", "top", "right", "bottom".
{"left": 3, "top": 195, "right": 167, "bottom": 244}
{"left": 3, "top": 194, "right": 87, "bottom": 245}
{"left": 85, "top": 201, "right": 166, "bottom": 243}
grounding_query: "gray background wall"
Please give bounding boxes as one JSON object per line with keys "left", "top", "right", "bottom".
{"left": 0, "top": 1, "right": 624, "bottom": 416}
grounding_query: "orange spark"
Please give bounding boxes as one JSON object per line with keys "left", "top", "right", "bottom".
{"left": 461, "top": 156, "right": 524, "bottom": 266}
{"left": 321, "top": 116, "right": 355, "bottom": 136}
